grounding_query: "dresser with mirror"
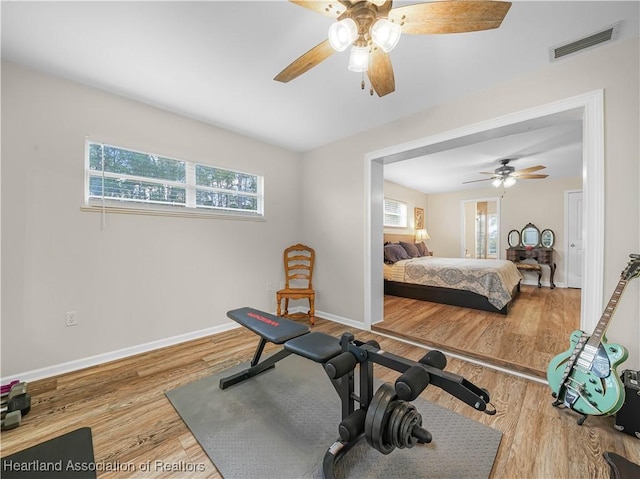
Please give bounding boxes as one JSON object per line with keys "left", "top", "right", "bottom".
{"left": 506, "top": 222, "right": 556, "bottom": 288}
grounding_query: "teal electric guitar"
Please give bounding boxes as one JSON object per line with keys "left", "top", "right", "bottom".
{"left": 547, "top": 254, "right": 640, "bottom": 424}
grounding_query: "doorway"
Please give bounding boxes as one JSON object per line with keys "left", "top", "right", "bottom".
{"left": 364, "top": 91, "right": 605, "bottom": 376}
{"left": 461, "top": 198, "right": 500, "bottom": 259}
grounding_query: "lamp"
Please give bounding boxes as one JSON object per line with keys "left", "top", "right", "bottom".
{"left": 371, "top": 19, "right": 401, "bottom": 52}
{"left": 328, "top": 18, "right": 357, "bottom": 52}
{"left": 348, "top": 45, "right": 370, "bottom": 72}
{"left": 415, "top": 229, "right": 430, "bottom": 242}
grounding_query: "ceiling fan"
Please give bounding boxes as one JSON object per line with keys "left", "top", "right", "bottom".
{"left": 463, "top": 159, "right": 549, "bottom": 188}
{"left": 274, "top": 0, "right": 512, "bottom": 97}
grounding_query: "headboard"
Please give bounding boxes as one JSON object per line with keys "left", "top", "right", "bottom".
{"left": 384, "top": 233, "right": 416, "bottom": 244}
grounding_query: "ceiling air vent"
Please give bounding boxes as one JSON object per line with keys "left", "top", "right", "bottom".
{"left": 550, "top": 22, "right": 621, "bottom": 61}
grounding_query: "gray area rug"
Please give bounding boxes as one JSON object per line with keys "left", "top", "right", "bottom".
{"left": 167, "top": 354, "right": 502, "bottom": 479}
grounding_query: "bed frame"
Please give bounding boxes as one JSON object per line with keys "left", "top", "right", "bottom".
{"left": 384, "top": 279, "right": 520, "bottom": 315}
{"left": 383, "top": 233, "right": 520, "bottom": 315}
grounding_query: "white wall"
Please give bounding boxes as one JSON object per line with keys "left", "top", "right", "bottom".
{"left": 383, "top": 180, "right": 428, "bottom": 237}
{"left": 427, "top": 177, "right": 582, "bottom": 286}
{"left": 3, "top": 37, "right": 639, "bottom": 378}
{"left": 1, "top": 62, "right": 302, "bottom": 377}
{"left": 301, "top": 38, "right": 640, "bottom": 367}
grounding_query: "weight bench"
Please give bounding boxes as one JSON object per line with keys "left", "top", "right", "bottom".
{"left": 221, "top": 307, "right": 496, "bottom": 479}
{"left": 219, "top": 307, "right": 313, "bottom": 389}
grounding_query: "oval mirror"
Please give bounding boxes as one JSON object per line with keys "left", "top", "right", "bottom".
{"left": 507, "top": 230, "right": 520, "bottom": 248}
{"left": 521, "top": 223, "right": 540, "bottom": 247}
{"left": 541, "top": 229, "right": 555, "bottom": 248}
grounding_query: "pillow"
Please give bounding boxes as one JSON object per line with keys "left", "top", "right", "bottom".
{"left": 384, "top": 244, "right": 410, "bottom": 264}
{"left": 416, "top": 241, "right": 431, "bottom": 257}
{"left": 399, "top": 241, "right": 421, "bottom": 258}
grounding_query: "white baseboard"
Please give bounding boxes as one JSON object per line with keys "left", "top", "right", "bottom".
{"left": 1, "top": 322, "right": 241, "bottom": 384}
{"left": 315, "top": 309, "right": 367, "bottom": 331}
{"left": 283, "top": 305, "right": 366, "bottom": 331}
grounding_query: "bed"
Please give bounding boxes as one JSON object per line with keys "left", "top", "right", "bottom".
{"left": 383, "top": 239, "right": 522, "bottom": 315}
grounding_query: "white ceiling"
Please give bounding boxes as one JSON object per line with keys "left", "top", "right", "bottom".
{"left": 384, "top": 118, "right": 584, "bottom": 193}
{"left": 2, "top": 1, "right": 639, "bottom": 192}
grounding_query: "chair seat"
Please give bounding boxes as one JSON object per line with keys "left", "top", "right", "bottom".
{"left": 277, "top": 288, "right": 315, "bottom": 296}
{"left": 516, "top": 263, "right": 542, "bottom": 271}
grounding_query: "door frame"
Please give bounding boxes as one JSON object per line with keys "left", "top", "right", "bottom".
{"left": 364, "top": 90, "right": 604, "bottom": 333}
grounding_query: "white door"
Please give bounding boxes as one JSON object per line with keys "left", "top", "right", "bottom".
{"left": 566, "top": 190, "right": 583, "bottom": 288}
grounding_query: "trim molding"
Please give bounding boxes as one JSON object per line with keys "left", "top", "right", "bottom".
{"left": 1, "top": 322, "right": 240, "bottom": 384}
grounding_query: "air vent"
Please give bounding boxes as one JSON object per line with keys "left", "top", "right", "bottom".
{"left": 550, "top": 22, "right": 621, "bottom": 61}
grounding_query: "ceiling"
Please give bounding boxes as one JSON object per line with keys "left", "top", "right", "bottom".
{"left": 384, "top": 118, "right": 584, "bottom": 193}
{"left": 2, "top": 1, "right": 639, "bottom": 192}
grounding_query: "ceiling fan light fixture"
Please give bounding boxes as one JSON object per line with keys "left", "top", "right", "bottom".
{"left": 371, "top": 18, "right": 401, "bottom": 52}
{"left": 368, "top": 0, "right": 387, "bottom": 6}
{"left": 504, "top": 176, "right": 517, "bottom": 188}
{"left": 348, "top": 45, "right": 370, "bottom": 72}
{"left": 492, "top": 178, "right": 503, "bottom": 188}
{"left": 328, "top": 18, "right": 357, "bottom": 52}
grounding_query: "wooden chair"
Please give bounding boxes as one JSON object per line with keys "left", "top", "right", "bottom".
{"left": 276, "top": 244, "right": 315, "bottom": 325}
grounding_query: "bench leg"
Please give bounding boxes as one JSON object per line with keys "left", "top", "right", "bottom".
{"left": 219, "top": 347, "right": 293, "bottom": 390}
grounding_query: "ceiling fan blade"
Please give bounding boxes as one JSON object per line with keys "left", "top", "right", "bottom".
{"left": 479, "top": 171, "right": 497, "bottom": 175}
{"left": 515, "top": 174, "right": 549, "bottom": 179}
{"left": 274, "top": 40, "right": 336, "bottom": 83}
{"left": 389, "top": 1, "right": 511, "bottom": 35}
{"left": 368, "top": 46, "right": 395, "bottom": 97}
{"left": 463, "top": 177, "right": 495, "bottom": 184}
{"left": 512, "top": 165, "right": 546, "bottom": 176}
{"left": 289, "top": 1, "right": 348, "bottom": 18}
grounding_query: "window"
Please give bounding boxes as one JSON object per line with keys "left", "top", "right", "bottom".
{"left": 487, "top": 213, "right": 498, "bottom": 256}
{"left": 85, "top": 141, "right": 263, "bottom": 217}
{"left": 383, "top": 198, "right": 407, "bottom": 228}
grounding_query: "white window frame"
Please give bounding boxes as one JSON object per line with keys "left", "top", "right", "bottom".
{"left": 383, "top": 198, "right": 407, "bottom": 228}
{"left": 83, "top": 140, "right": 264, "bottom": 220}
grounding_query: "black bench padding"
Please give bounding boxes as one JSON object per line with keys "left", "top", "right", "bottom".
{"left": 284, "top": 332, "right": 342, "bottom": 363}
{"left": 227, "top": 307, "right": 309, "bottom": 344}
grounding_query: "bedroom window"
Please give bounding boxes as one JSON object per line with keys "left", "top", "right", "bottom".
{"left": 383, "top": 198, "right": 407, "bottom": 228}
{"left": 85, "top": 141, "right": 263, "bottom": 218}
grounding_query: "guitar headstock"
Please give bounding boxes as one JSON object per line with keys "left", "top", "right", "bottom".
{"left": 622, "top": 254, "right": 640, "bottom": 281}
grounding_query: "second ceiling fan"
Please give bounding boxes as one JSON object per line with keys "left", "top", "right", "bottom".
{"left": 464, "top": 159, "right": 549, "bottom": 188}
{"left": 274, "top": 0, "right": 512, "bottom": 97}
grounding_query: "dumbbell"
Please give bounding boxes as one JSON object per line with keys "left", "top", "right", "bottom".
{"left": 1, "top": 382, "right": 31, "bottom": 418}
{"left": 1, "top": 411, "right": 21, "bottom": 431}
{"left": 1, "top": 380, "right": 20, "bottom": 395}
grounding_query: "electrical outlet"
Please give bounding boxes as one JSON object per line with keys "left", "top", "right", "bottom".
{"left": 65, "top": 311, "right": 78, "bottom": 327}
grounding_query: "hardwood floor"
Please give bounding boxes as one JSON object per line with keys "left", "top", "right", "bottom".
{"left": 2, "top": 316, "right": 638, "bottom": 479}
{"left": 376, "top": 285, "right": 581, "bottom": 379}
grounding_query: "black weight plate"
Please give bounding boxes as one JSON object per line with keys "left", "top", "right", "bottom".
{"left": 364, "top": 383, "right": 397, "bottom": 455}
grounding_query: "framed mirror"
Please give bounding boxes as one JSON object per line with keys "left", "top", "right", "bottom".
{"left": 541, "top": 229, "right": 555, "bottom": 248}
{"left": 507, "top": 229, "right": 520, "bottom": 248}
{"left": 521, "top": 223, "right": 540, "bottom": 247}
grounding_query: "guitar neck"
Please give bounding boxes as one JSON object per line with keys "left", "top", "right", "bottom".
{"left": 586, "top": 278, "right": 628, "bottom": 348}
